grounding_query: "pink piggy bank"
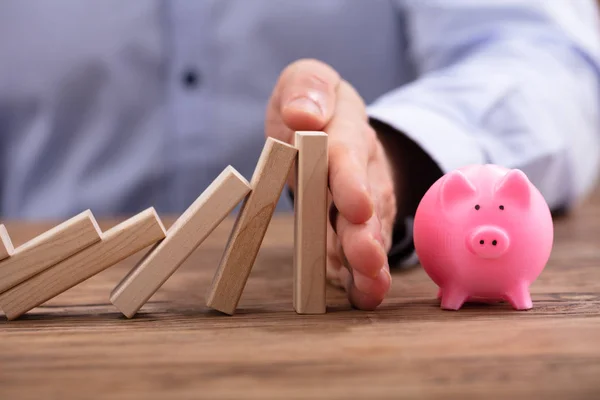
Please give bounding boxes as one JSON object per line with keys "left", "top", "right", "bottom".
{"left": 413, "top": 164, "right": 553, "bottom": 310}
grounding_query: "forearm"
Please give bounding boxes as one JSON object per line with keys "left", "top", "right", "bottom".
{"left": 367, "top": 1, "right": 600, "bottom": 265}
{"left": 368, "top": 2, "right": 600, "bottom": 210}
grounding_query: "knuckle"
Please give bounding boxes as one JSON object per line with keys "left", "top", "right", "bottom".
{"left": 340, "top": 80, "right": 367, "bottom": 113}
{"left": 382, "top": 184, "right": 397, "bottom": 219}
{"left": 363, "top": 124, "right": 378, "bottom": 146}
{"left": 328, "top": 142, "right": 358, "bottom": 178}
{"left": 378, "top": 162, "right": 397, "bottom": 213}
{"left": 379, "top": 184, "right": 397, "bottom": 249}
{"left": 328, "top": 141, "right": 350, "bottom": 162}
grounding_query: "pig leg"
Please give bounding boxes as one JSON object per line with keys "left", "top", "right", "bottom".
{"left": 437, "top": 288, "right": 443, "bottom": 299}
{"left": 504, "top": 284, "right": 533, "bottom": 310}
{"left": 439, "top": 285, "right": 468, "bottom": 310}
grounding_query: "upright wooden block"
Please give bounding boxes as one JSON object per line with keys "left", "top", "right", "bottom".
{"left": 293, "top": 131, "right": 328, "bottom": 314}
{"left": 110, "top": 166, "right": 251, "bottom": 318}
{"left": 0, "top": 225, "right": 14, "bottom": 262}
{"left": 206, "top": 138, "right": 298, "bottom": 315}
{"left": 0, "top": 210, "right": 102, "bottom": 294}
{"left": 0, "top": 208, "right": 166, "bottom": 320}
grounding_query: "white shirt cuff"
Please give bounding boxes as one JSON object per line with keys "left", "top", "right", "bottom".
{"left": 367, "top": 102, "right": 487, "bottom": 174}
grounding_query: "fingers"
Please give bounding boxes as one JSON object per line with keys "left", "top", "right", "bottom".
{"left": 266, "top": 60, "right": 374, "bottom": 225}
{"left": 367, "top": 146, "right": 398, "bottom": 253}
{"left": 336, "top": 213, "right": 387, "bottom": 279}
{"left": 328, "top": 139, "right": 373, "bottom": 224}
{"left": 335, "top": 252, "right": 390, "bottom": 311}
{"left": 267, "top": 60, "right": 397, "bottom": 312}
{"left": 326, "top": 201, "right": 345, "bottom": 289}
{"left": 326, "top": 82, "right": 376, "bottom": 224}
{"left": 347, "top": 280, "right": 389, "bottom": 311}
{"left": 265, "top": 59, "right": 340, "bottom": 143}
{"left": 321, "top": 80, "right": 394, "bottom": 311}
{"left": 328, "top": 211, "right": 391, "bottom": 310}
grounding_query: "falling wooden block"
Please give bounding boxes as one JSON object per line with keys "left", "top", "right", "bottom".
{"left": 293, "top": 131, "right": 328, "bottom": 314}
{"left": 110, "top": 166, "right": 251, "bottom": 318}
{"left": 0, "top": 210, "right": 102, "bottom": 294}
{"left": 0, "top": 208, "right": 166, "bottom": 320}
{"left": 206, "top": 137, "right": 298, "bottom": 315}
{"left": 0, "top": 225, "right": 14, "bottom": 262}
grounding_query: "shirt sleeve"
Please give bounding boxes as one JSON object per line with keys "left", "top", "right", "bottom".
{"left": 368, "top": 0, "right": 600, "bottom": 267}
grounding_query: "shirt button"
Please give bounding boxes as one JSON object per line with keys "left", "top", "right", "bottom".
{"left": 182, "top": 68, "right": 200, "bottom": 89}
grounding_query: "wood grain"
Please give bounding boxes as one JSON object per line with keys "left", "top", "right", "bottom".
{"left": 0, "top": 208, "right": 166, "bottom": 320}
{"left": 0, "top": 224, "right": 14, "bottom": 261}
{"left": 0, "top": 188, "right": 599, "bottom": 399}
{"left": 293, "top": 131, "right": 328, "bottom": 314}
{"left": 206, "top": 138, "right": 297, "bottom": 315}
{"left": 111, "top": 166, "right": 251, "bottom": 318}
{"left": 0, "top": 210, "right": 102, "bottom": 294}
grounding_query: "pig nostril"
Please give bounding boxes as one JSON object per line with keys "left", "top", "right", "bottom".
{"left": 479, "top": 240, "right": 484, "bottom": 245}
{"left": 492, "top": 240, "right": 497, "bottom": 246}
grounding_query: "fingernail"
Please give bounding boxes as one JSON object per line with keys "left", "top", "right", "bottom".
{"left": 370, "top": 235, "right": 388, "bottom": 276}
{"left": 357, "top": 169, "right": 373, "bottom": 211}
{"left": 380, "top": 267, "right": 392, "bottom": 297}
{"left": 286, "top": 96, "right": 323, "bottom": 117}
{"left": 370, "top": 233, "right": 385, "bottom": 251}
{"left": 382, "top": 266, "right": 392, "bottom": 285}
{"left": 365, "top": 191, "right": 375, "bottom": 216}
{"left": 353, "top": 270, "right": 373, "bottom": 294}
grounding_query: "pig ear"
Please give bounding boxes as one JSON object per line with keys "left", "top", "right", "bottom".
{"left": 439, "top": 170, "right": 477, "bottom": 211}
{"left": 494, "top": 169, "right": 531, "bottom": 208}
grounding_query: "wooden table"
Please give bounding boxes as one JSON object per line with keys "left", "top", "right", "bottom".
{"left": 1, "top": 190, "right": 599, "bottom": 400}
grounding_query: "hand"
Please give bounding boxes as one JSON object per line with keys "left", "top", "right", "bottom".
{"left": 265, "top": 59, "right": 398, "bottom": 310}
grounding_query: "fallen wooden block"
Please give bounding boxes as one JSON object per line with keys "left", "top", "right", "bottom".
{"left": 110, "top": 166, "right": 251, "bottom": 318}
{"left": 0, "top": 210, "right": 102, "bottom": 294}
{"left": 0, "top": 225, "right": 15, "bottom": 262}
{"left": 206, "top": 137, "right": 298, "bottom": 315}
{"left": 0, "top": 208, "right": 166, "bottom": 320}
{"left": 293, "top": 131, "right": 328, "bottom": 314}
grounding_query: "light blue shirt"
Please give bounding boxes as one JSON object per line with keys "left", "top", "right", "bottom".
{"left": 1, "top": 0, "right": 599, "bottom": 222}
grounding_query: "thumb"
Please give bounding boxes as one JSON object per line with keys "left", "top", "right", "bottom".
{"left": 266, "top": 59, "right": 340, "bottom": 141}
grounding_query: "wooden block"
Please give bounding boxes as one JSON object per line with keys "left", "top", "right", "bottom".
{"left": 110, "top": 166, "right": 251, "bottom": 318}
{"left": 0, "top": 225, "right": 15, "bottom": 262}
{"left": 293, "top": 131, "right": 328, "bottom": 314}
{"left": 0, "top": 208, "right": 166, "bottom": 320}
{"left": 206, "top": 137, "right": 298, "bottom": 315}
{"left": 0, "top": 210, "right": 102, "bottom": 294}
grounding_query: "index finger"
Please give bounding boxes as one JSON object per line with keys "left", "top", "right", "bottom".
{"left": 326, "top": 81, "right": 376, "bottom": 225}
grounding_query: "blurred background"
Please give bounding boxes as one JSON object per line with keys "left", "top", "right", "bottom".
{"left": 0, "top": 0, "right": 599, "bottom": 220}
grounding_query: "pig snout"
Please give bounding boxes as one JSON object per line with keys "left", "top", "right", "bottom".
{"left": 467, "top": 226, "right": 510, "bottom": 259}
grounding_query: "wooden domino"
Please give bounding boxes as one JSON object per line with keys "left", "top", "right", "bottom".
{"left": 0, "top": 225, "right": 15, "bottom": 261}
{"left": 0, "top": 208, "right": 166, "bottom": 320}
{"left": 110, "top": 166, "right": 251, "bottom": 318}
{"left": 293, "top": 132, "right": 328, "bottom": 314}
{"left": 206, "top": 137, "right": 297, "bottom": 315}
{"left": 0, "top": 210, "right": 102, "bottom": 294}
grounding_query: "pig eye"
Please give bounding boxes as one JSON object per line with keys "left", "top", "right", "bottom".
{"left": 499, "top": 205, "right": 504, "bottom": 210}
{"left": 474, "top": 204, "right": 480, "bottom": 210}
